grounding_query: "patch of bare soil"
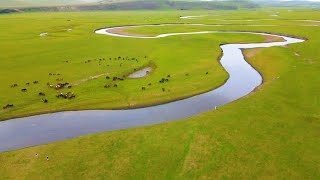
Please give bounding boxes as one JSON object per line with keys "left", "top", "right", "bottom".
{"left": 243, "top": 48, "right": 261, "bottom": 58}
{"left": 73, "top": 74, "right": 107, "bottom": 86}
{"left": 107, "top": 28, "right": 150, "bottom": 37}
{"left": 263, "top": 35, "right": 284, "bottom": 42}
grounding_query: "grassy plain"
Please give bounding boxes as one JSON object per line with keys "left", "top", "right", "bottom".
{"left": 0, "top": 9, "right": 319, "bottom": 179}
{"left": 0, "top": 11, "right": 280, "bottom": 120}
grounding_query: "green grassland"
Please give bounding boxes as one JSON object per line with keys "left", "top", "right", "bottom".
{"left": 0, "top": 9, "right": 319, "bottom": 178}
{"left": 0, "top": 11, "right": 280, "bottom": 120}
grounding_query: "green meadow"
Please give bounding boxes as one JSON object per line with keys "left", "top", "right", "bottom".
{"left": 0, "top": 9, "right": 319, "bottom": 178}
{"left": 0, "top": 11, "right": 279, "bottom": 120}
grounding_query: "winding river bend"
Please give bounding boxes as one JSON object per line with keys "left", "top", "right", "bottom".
{"left": 0, "top": 25, "right": 304, "bottom": 152}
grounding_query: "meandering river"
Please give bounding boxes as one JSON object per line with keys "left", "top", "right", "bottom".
{"left": 0, "top": 24, "right": 304, "bottom": 152}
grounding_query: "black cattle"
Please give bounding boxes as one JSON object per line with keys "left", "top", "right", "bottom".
{"left": 162, "top": 88, "right": 165, "bottom": 92}
{"left": 2, "top": 104, "right": 14, "bottom": 109}
{"left": 68, "top": 94, "right": 76, "bottom": 99}
{"left": 33, "top": 81, "right": 39, "bottom": 84}
{"left": 106, "top": 76, "right": 110, "bottom": 79}
{"left": 21, "top": 88, "right": 27, "bottom": 92}
{"left": 54, "top": 82, "right": 69, "bottom": 89}
{"left": 206, "top": 72, "right": 209, "bottom": 75}
{"left": 39, "top": 92, "right": 46, "bottom": 96}
{"left": 114, "top": 84, "right": 118, "bottom": 87}
{"left": 167, "top": 74, "right": 171, "bottom": 78}
{"left": 56, "top": 92, "right": 75, "bottom": 99}
{"left": 26, "top": 83, "right": 30, "bottom": 86}
{"left": 41, "top": 99, "right": 48, "bottom": 103}
{"left": 56, "top": 93, "right": 65, "bottom": 98}
{"left": 185, "top": 73, "right": 189, "bottom": 76}
{"left": 148, "top": 83, "right": 152, "bottom": 86}
{"left": 3, "top": 104, "right": 14, "bottom": 109}
{"left": 142, "top": 87, "right": 146, "bottom": 90}
{"left": 104, "top": 85, "right": 110, "bottom": 88}
{"left": 11, "top": 84, "right": 18, "bottom": 88}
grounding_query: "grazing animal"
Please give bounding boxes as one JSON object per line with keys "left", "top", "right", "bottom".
{"left": 206, "top": 72, "right": 209, "bottom": 75}
{"left": 41, "top": 99, "right": 48, "bottom": 103}
{"left": 104, "top": 85, "right": 110, "bottom": 88}
{"left": 162, "top": 88, "right": 165, "bottom": 92}
{"left": 56, "top": 93, "right": 65, "bottom": 98}
{"left": 26, "top": 83, "right": 30, "bottom": 86}
{"left": 142, "top": 87, "right": 146, "bottom": 90}
{"left": 148, "top": 83, "right": 152, "bottom": 86}
{"left": 68, "top": 85, "right": 72, "bottom": 89}
{"left": 11, "top": 84, "right": 18, "bottom": 88}
{"left": 56, "top": 92, "right": 75, "bottom": 99}
{"left": 106, "top": 76, "right": 110, "bottom": 79}
{"left": 21, "top": 88, "right": 27, "bottom": 92}
{"left": 185, "top": 73, "right": 189, "bottom": 76}
{"left": 54, "top": 82, "right": 69, "bottom": 89}
{"left": 114, "top": 84, "right": 118, "bottom": 87}
{"left": 167, "top": 74, "right": 171, "bottom": 78}
{"left": 33, "top": 81, "right": 39, "bottom": 84}
{"left": 39, "top": 92, "right": 46, "bottom": 96}
{"left": 3, "top": 104, "right": 14, "bottom": 109}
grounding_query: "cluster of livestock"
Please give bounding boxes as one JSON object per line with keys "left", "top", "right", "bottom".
{"left": 4, "top": 72, "right": 77, "bottom": 109}
{"left": 56, "top": 92, "right": 76, "bottom": 99}
{"left": 48, "top": 82, "right": 72, "bottom": 90}
{"left": 3, "top": 54, "right": 211, "bottom": 111}
{"left": 85, "top": 56, "right": 148, "bottom": 65}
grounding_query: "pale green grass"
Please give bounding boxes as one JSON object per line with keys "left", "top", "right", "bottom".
{"left": 0, "top": 11, "right": 276, "bottom": 120}
{"left": 0, "top": 10, "right": 319, "bottom": 179}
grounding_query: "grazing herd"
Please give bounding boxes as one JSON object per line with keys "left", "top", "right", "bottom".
{"left": 3, "top": 54, "right": 211, "bottom": 111}
{"left": 5, "top": 73, "right": 76, "bottom": 109}
{"left": 56, "top": 92, "right": 76, "bottom": 99}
